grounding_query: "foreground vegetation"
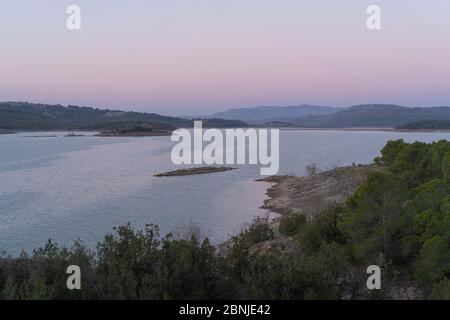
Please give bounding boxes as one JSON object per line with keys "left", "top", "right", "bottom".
{"left": 1, "top": 140, "right": 449, "bottom": 299}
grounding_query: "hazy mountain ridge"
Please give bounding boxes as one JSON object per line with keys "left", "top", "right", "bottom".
{"left": 0, "top": 102, "right": 246, "bottom": 130}
{"left": 290, "top": 104, "right": 450, "bottom": 128}
{"left": 210, "top": 103, "right": 450, "bottom": 128}
{"left": 3, "top": 102, "right": 450, "bottom": 130}
{"left": 211, "top": 104, "right": 341, "bottom": 122}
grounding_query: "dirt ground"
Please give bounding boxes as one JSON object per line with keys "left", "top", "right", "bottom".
{"left": 259, "top": 165, "right": 378, "bottom": 217}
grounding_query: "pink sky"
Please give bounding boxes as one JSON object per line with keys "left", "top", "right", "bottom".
{"left": 1, "top": 1, "right": 450, "bottom": 115}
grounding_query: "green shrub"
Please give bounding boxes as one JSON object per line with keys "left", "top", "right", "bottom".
{"left": 428, "top": 278, "right": 450, "bottom": 300}
{"left": 279, "top": 213, "right": 306, "bottom": 237}
{"left": 299, "top": 206, "right": 344, "bottom": 254}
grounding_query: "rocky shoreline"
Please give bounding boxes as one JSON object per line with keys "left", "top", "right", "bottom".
{"left": 258, "top": 165, "right": 377, "bottom": 217}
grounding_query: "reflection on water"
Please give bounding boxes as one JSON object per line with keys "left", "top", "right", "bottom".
{"left": 0, "top": 130, "right": 449, "bottom": 254}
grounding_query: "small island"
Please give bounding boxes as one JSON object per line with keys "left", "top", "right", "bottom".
{"left": 96, "top": 129, "right": 172, "bottom": 137}
{"left": 0, "top": 130, "right": 16, "bottom": 135}
{"left": 65, "top": 133, "right": 85, "bottom": 137}
{"left": 22, "top": 135, "right": 58, "bottom": 138}
{"left": 154, "top": 166, "right": 236, "bottom": 177}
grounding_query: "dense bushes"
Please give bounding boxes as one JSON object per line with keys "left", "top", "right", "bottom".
{"left": 279, "top": 213, "right": 306, "bottom": 237}
{"left": 342, "top": 139, "right": 450, "bottom": 297}
{"left": 274, "top": 139, "right": 450, "bottom": 298}
{"left": 0, "top": 216, "right": 347, "bottom": 300}
{"left": 0, "top": 224, "right": 236, "bottom": 300}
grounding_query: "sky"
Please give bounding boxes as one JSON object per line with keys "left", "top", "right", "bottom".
{"left": 1, "top": 0, "right": 450, "bottom": 115}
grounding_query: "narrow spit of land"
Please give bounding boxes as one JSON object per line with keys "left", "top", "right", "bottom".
{"left": 154, "top": 166, "right": 236, "bottom": 177}
{"left": 217, "top": 165, "right": 376, "bottom": 255}
{"left": 258, "top": 165, "right": 377, "bottom": 217}
{"left": 95, "top": 130, "right": 172, "bottom": 137}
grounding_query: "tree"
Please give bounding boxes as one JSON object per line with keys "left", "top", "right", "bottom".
{"left": 443, "top": 151, "right": 450, "bottom": 184}
{"left": 279, "top": 213, "right": 306, "bottom": 237}
{"left": 339, "top": 172, "right": 408, "bottom": 262}
{"left": 414, "top": 236, "right": 450, "bottom": 285}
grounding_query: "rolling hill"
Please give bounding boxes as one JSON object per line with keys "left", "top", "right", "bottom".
{"left": 210, "top": 104, "right": 342, "bottom": 122}
{"left": 3, "top": 102, "right": 450, "bottom": 131}
{"left": 0, "top": 102, "right": 247, "bottom": 131}
{"left": 210, "top": 104, "right": 450, "bottom": 128}
{"left": 290, "top": 105, "right": 450, "bottom": 128}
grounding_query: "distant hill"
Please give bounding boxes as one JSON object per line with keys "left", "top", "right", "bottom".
{"left": 290, "top": 104, "right": 450, "bottom": 128}
{"left": 218, "top": 104, "right": 450, "bottom": 128}
{"left": 5, "top": 102, "right": 449, "bottom": 131}
{"left": 210, "top": 105, "right": 341, "bottom": 122}
{"left": 396, "top": 120, "right": 450, "bottom": 130}
{"left": 0, "top": 102, "right": 247, "bottom": 130}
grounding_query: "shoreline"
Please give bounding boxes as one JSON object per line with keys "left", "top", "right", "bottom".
{"left": 278, "top": 127, "right": 450, "bottom": 133}
{"left": 277, "top": 127, "right": 394, "bottom": 132}
{"left": 257, "top": 164, "right": 377, "bottom": 218}
{"left": 3, "top": 127, "right": 450, "bottom": 134}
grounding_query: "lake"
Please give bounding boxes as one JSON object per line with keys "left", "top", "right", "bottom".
{"left": 1, "top": 129, "right": 449, "bottom": 254}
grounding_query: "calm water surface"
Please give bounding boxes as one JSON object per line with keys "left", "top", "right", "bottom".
{"left": 0, "top": 130, "right": 449, "bottom": 254}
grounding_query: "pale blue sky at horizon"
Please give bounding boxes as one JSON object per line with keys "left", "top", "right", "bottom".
{"left": 1, "top": 1, "right": 449, "bottom": 115}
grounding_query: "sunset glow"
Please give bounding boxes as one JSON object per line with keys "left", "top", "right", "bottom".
{"left": 1, "top": 0, "right": 449, "bottom": 114}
